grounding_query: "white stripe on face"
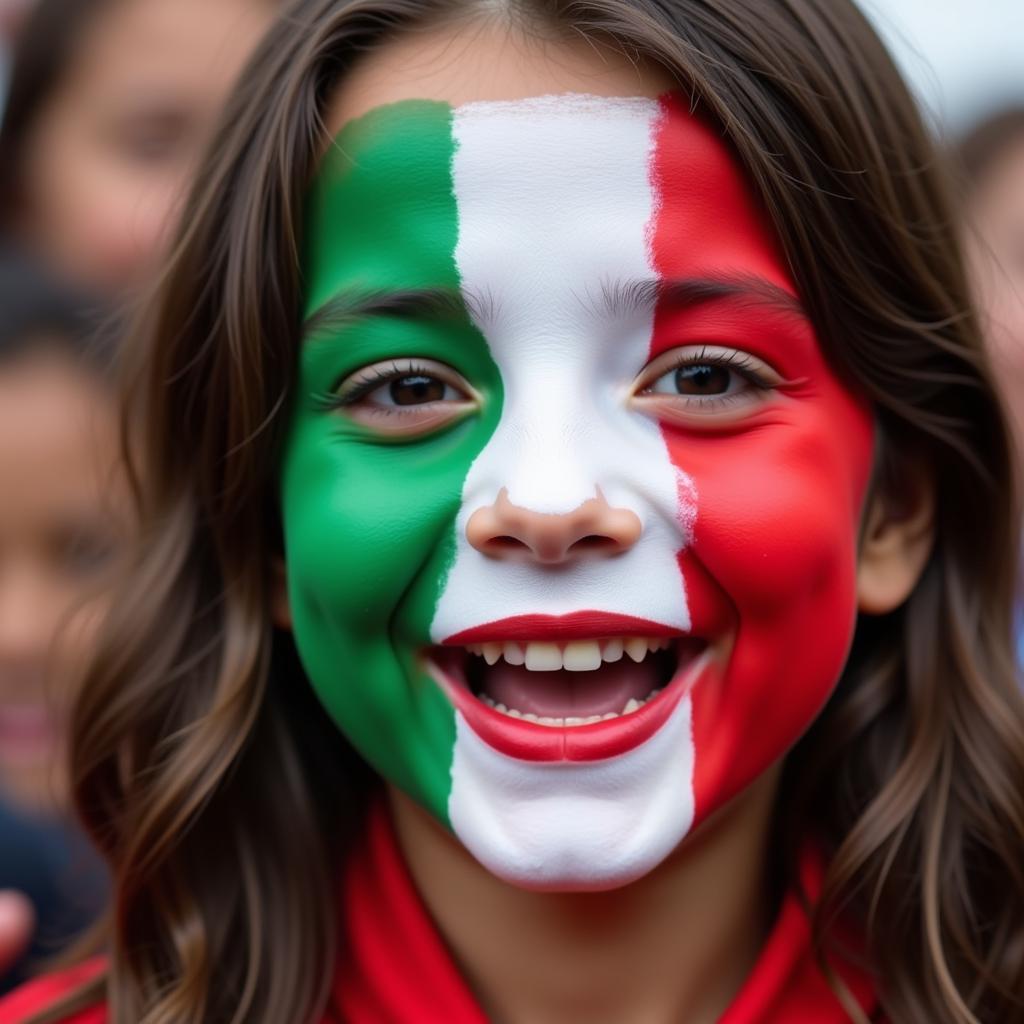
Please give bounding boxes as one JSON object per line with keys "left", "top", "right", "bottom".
{"left": 432, "top": 95, "right": 694, "bottom": 640}
{"left": 434, "top": 95, "right": 697, "bottom": 889}
{"left": 449, "top": 695, "right": 695, "bottom": 890}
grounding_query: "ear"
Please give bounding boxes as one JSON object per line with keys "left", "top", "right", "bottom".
{"left": 270, "top": 557, "right": 292, "bottom": 629}
{"left": 857, "top": 473, "right": 935, "bottom": 615}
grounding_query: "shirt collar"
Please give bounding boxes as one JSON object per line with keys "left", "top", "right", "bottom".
{"left": 332, "top": 801, "right": 879, "bottom": 1023}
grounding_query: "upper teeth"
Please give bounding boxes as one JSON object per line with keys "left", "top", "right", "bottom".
{"left": 465, "top": 637, "right": 672, "bottom": 672}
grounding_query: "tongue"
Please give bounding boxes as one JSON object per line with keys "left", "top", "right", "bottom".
{"left": 482, "top": 659, "right": 661, "bottom": 718}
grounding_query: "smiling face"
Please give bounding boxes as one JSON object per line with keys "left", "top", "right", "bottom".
{"left": 281, "top": 39, "right": 874, "bottom": 891}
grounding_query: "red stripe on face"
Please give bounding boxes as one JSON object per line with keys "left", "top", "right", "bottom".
{"left": 648, "top": 94, "right": 874, "bottom": 826}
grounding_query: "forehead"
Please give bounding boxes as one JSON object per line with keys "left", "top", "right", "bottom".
{"left": 326, "top": 21, "right": 674, "bottom": 133}
{"left": 305, "top": 93, "right": 791, "bottom": 319}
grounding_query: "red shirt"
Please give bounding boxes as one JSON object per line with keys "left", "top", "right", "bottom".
{"left": 0, "top": 807, "right": 879, "bottom": 1023}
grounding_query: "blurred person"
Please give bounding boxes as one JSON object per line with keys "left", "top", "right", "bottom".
{"left": 959, "top": 108, "right": 1024, "bottom": 663}
{"left": 960, "top": 107, "right": 1024, "bottom": 456}
{"left": 0, "top": 0, "right": 275, "bottom": 296}
{"left": 0, "top": 0, "right": 34, "bottom": 34}
{"left": 0, "top": 250, "right": 121, "bottom": 994}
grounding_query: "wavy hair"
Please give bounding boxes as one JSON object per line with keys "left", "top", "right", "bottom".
{"left": 36, "top": 0, "right": 1024, "bottom": 1020}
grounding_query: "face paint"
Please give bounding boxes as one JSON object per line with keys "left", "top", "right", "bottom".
{"left": 283, "top": 101, "right": 503, "bottom": 821}
{"left": 283, "top": 93, "right": 874, "bottom": 892}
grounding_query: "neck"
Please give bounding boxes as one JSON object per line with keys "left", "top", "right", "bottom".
{"left": 388, "top": 767, "right": 781, "bottom": 1024}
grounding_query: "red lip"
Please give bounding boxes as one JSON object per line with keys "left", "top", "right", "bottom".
{"left": 425, "top": 636, "right": 710, "bottom": 763}
{"left": 443, "top": 611, "right": 680, "bottom": 646}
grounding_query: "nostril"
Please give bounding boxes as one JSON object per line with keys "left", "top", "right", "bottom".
{"left": 478, "top": 535, "right": 537, "bottom": 559}
{"left": 466, "top": 487, "right": 642, "bottom": 563}
{"left": 567, "top": 535, "right": 624, "bottom": 555}
{"left": 489, "top": 536, "right": 526, "bottom": 551}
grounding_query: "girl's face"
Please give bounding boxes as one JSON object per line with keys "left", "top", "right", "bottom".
{"left": 279, "top": 26, "right": 875, "bottom": 890}
{"left": 15, "top": 0, "right": 273, "bottom": 295}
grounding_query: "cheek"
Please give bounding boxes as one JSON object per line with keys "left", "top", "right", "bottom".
{"left": 668, "top": 392, "right": 874, "bottom": 815}
{"left": 52, "top": 591, "right": 109, "bottom": 667}
{"left": 987, "top": 289, "right": 1024, "bottom": 365}
{"left": 281, "top": 426, "right": 486, "bottom": 822}
{"left": 282, "top": 441, "right": 462, "bottom": 644}
{"left": 280, "top": 412, "right": 502, "bottom": 738}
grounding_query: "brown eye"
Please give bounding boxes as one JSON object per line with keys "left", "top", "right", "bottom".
{"left": 631, "top": 344, "right": 785, "bottom": 425}
{"left": 649, "top": 360, "right": 746, "bottom": 399}
{"left": 333, "top": 357, "right": 479, "bottom": 438}
{"left": 673, "top": 364, "right": 732, "bottom": 396}
{"left": 389, "top": 375, "right": 449, "bottom": 405}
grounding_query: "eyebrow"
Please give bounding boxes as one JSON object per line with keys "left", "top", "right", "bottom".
{"left": 303, "top": 272, "right": 806, "bottom": 338}
{"left": 304, "top": 287, "right": 478, "bottom": 339}
{"left": 588, "top": 273, "right": 806, "bottom": 322}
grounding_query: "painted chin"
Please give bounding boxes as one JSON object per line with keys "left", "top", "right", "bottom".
{"left": 424, "top": 613, "right": 713, "bottom": 762}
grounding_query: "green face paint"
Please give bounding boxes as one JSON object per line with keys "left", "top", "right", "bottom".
{"left": 281, "top": 101, "right": 502, "bottom": 823}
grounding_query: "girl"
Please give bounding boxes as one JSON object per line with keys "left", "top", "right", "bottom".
{"left": 4, "top": 0, "right": 1024, "bottom": 1021}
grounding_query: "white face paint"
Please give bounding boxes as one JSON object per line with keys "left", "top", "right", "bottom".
{"left": 449, "top": 695, "right": 695, "bottom": 890}
{"left": 431, "top": 96, "right": 697, "bottom": 889}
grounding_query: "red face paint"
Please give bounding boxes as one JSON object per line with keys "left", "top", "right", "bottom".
{"left": 649, "top": 94, "right": 875, "bottom": 824}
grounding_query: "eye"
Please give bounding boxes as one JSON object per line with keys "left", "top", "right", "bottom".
{"left": 53, "top": 526, "right": 118, "bottom": 580}
{"left": 632, "top": 345, "right": 784, "bottom": 422}
{"left": 373, "top": 373, "right": 457, "bottom": 406}
{"left": 652, "top": 362, "right": 739, "bottom": 398}
{"left": 323, "top": 357, "right": 478, "bottom": 437}
{"left": 107, "top": 108, "right": 190, "bottom": 166}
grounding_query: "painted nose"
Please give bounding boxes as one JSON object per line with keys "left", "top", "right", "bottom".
{"left": 466, "top": 488, "right": 642, "bottom": 564}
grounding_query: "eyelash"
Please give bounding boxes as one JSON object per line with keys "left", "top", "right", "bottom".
{"left": 637, "top": 346, "right": 777, "bottom": 404}
{"left": 313, "top": 361, "right": 442, "bottom": 413}
{"left": 315, "top": 344, "right": 781, "bottom": 438}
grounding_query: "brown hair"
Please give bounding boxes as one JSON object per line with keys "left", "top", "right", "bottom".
{"left": 38, "top": 0, "right": 1024, "bottom": 1021}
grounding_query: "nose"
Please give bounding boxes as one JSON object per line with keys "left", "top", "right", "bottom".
{"left": 466, "top": 488, "right": 642, "bottom": 564}
{"left": 0, "top": 567, "right": 59, "bottom": 676}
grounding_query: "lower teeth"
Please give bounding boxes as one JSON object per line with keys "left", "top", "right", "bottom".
{"left": 477, "top": 689, "right": 663, "bottom": 726}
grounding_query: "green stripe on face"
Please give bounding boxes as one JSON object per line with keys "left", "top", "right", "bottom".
{"left": 281, "top": 101, "right": 503, "bottom": 824}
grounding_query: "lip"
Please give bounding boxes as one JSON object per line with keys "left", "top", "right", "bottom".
{"left": 427, "top": 614, "right": 711, "bottom": 763}
{"left": 444, "top": 611, "right": 681, "bottom": 646}
{"left": 0, "top": 705, "right": 59, "bottom": 760}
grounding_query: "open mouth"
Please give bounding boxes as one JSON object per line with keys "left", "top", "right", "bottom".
{"left": 467, "top": 636, "right": 679, "bottom": 724}
{"left": 425, "top": 614, "right": 709, "bottom": 762}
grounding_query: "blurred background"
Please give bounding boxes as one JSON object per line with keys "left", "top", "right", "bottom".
{"left": 0, "top": 0, "right": 1021, "bottom": 999}
{"left": 862, "top": 0, "right": 1024, "bottom": 134}
{"left": 0, "top": 0, "right": 276, "bottom": 994}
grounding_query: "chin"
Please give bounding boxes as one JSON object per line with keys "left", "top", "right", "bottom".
{"left": 447, "top": 689, "right": 697, "bottom": 892}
